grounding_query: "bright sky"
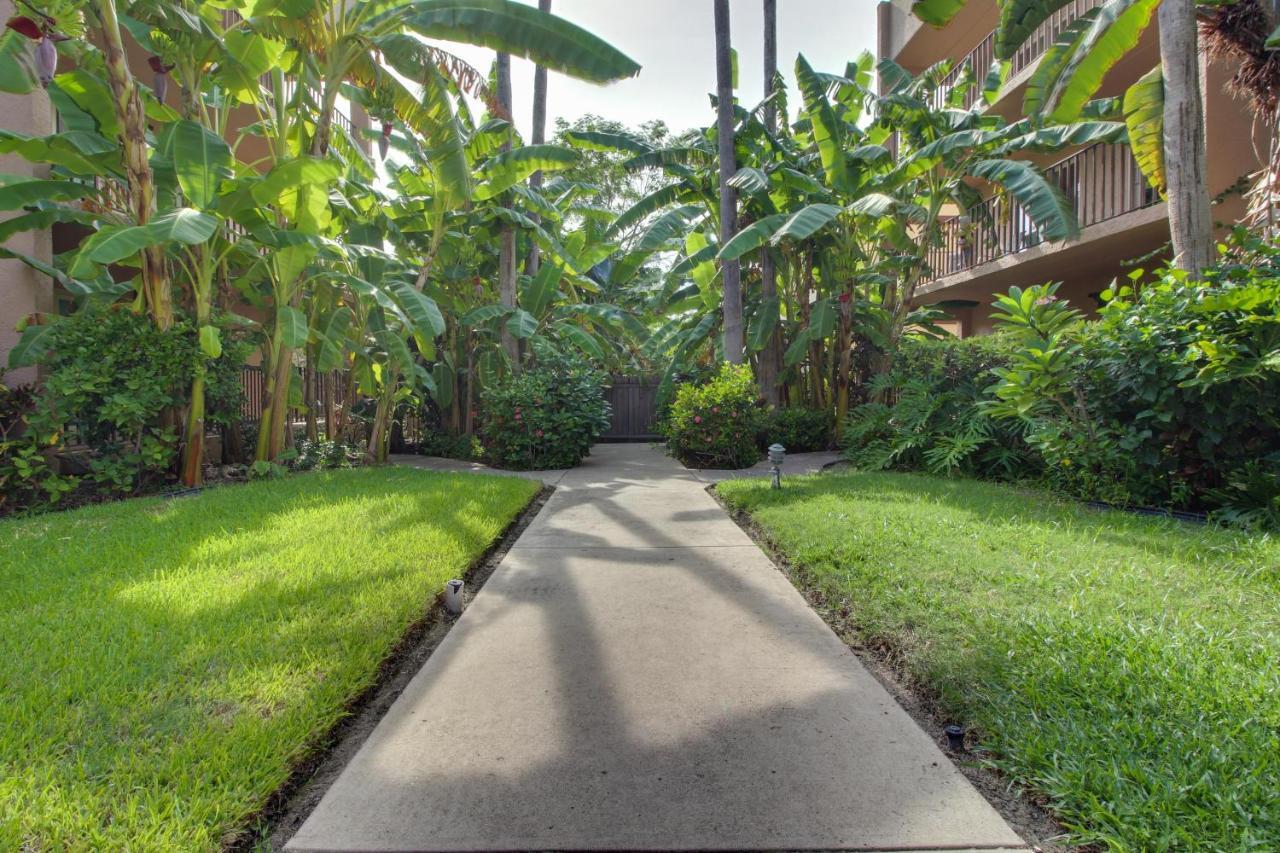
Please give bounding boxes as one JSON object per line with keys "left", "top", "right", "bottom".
{"left": 444, "top": 1, "right": 880, "bottom": 138}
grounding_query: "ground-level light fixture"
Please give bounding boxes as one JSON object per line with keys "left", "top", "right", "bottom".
{"left": 944, "top": 724, "right": 965, "bottom": 752}
{"left": 768, "top": 443, "right": 786, "bottom": 490}
{"left": 444, "top": 579, "right": 465, "bottom": 615}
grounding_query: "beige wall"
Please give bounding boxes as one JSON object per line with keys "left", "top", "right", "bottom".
{"left": 1, "top": 0, "right": 55, "bottom": 387}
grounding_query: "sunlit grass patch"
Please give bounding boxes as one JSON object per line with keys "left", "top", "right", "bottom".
{"left": 719, "top": 472, "right": 1280, "bottom": 849}
{"left": 0, "top": 467, "right": 538, "bottom": 849}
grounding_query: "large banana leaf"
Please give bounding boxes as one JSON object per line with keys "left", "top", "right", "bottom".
{"left": 401, "top": 0, "right": 640, "bottom": 83}
{"left": 747, "top": 295, "right": 780, "bottom": 353}
{"left": 70, "top": 208, "right": 220, "bottom": 276}
{"left": 795, "top": 54, "right": 849, "bottom": 193}
{"left": 166, "top": 119, "right": 233, "bottom": 210}
{"left": 719, "top": 213, "right": 789, "bottom": 261}
{"left": 1123, "top": 64, "right": 1164, "bottom": 193}
{"left": 472, "top": 145, "right": 579, "bottom": 200}
{"left": 1043, "top": 0, "right": 1160, "bottom": 123}
{"left": 388, "top": 279, "right": 447, "bottom": 337}
{"left": 606, "top": 181, "right": 692, "bottom": 239}
{"left": 996, "top": 0, "right": 1076, "bottom": 59}
{"left": 622, "top": 147, "right": 714, "bottom": 171}
{"left": 506, "top": 308, "right": 539, "bottom": 339}
{"left": 0, "top": 175, "right": 97, "bottom": 210}
{"left": 1023, "top": 10, "right": 1098, "bottom": 116}
{"left": 997, "top": 120, "right": 1126, "bottom": 154}
{"left": 554, "top": 321, "right": 606, "bottom": 360}
{"left": 562, "top": 129, "right": 653, "bottom": 155}
{"left": 635, "top": 205, "right": 702, "bottom": 253}
{"left": 771, "top": 203, "right": 843, "bottom": 244}
{"left": 968, "top": 158, "right": 1078, "bottom": 242}
{"left": 520, "top": 262, "right": 561, "bottom": 317}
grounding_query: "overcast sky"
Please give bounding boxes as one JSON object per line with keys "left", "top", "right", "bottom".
{"left": 443, "top": 1, "right": 879, "bottom": 138}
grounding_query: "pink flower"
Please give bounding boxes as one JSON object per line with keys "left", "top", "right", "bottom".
{"left": 535, "top": 429, "right": 544, "bottom": 438}
{"left": 693, "top": 415, "right": 702, "bottom": 424}
{"left": 712, "top": 406, "right": 720, "bottom": 413}
{"left": 514, "top": 412, "right": 522, "bottom": 421}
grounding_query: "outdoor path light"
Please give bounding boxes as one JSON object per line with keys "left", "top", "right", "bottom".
{"left": 444, "top": 579, "right": 465, "bottom": 615}
{"left": 944, "top": 724, "right": 965, "bottom": 752}
{"left": 768, "top": 443, "right": 786, "bottom": 490}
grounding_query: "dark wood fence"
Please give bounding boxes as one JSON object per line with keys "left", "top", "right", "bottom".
{"left": 602, "top": 375, "right": 661, "bottom": 442}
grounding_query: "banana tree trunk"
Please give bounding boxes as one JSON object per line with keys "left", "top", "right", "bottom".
{"left": 714, "top": 0, "right": 744, "bottom": 364}
{"left": 303, "top": 355, "right": 319, "bottom": 442}
{"left": 834, "top": 295, "right": 852, "bottom": 439}
{"left": 364, "top": 381, "right": 396, "bottom": 466}
{"left": 1158, "top": 0, "right": 1213, "bottom": 275}
{"left": 96, "top": 0, "right": 171, "bottom": 329}
{"left": 256, "top": 327, "right": 295, "bottom": 462}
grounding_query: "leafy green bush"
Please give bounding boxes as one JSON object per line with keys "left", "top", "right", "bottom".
{"left": 291, "top": 440, "right": 359, "bottom": 471}
{"left": 1, "top": 374, "right": 74, "bottom": 515}
{"left": 760, "top": 407, "right": 832, "bottom": 453}
{"left": 989, "top": 241, "right": 1280, "bottom": 523}
{"left": 842, "top": 334, "right": 1037, "bottom": 478}
{"left": 662, "top": 363, "right": 764, "bottom": 469}
{"left": 479, "top": 353, "right": 610, "bottom": 470}
{"left": 418, "top": 431, "right": 480, "bottom": 461}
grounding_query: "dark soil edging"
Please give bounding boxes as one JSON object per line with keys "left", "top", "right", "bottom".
{"left": 228, "top": 484, "right": 554, "bottom": 852}
{"left": 708, "top": 484, "right": 1078, "bottom": 853}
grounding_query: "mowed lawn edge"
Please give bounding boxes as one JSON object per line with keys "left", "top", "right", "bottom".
{"left": 717, "top": 472, "right": 1280, "bottom": 849}
{"left": 0, "top": 467, "right": 540, "bottom": 850}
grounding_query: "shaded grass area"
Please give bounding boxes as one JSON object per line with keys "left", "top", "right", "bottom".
{"left": 718, "top": 472, "right": 1280, "bottom": 849}
{"left": 0, "top": 468, "right": 539, "bottom": 850}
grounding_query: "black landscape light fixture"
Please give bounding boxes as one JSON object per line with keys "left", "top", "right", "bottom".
{"left": 944, "top": 724, "right": 965, "bottom": 752}
{"left": 768, "top": 443, "right": 786, "bottom": 490}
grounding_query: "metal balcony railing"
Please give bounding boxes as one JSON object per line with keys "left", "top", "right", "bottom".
{"left": 931, "top": 0, "right": 1104, "bottom": 111}
{"left": 924, "top": 142, "right": 1161, "bottom": 283}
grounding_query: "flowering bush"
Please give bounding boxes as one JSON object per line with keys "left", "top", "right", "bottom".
{"left": 662, "top": 363, "right": 764, "bottom": 469}
{"left": 479, "top": 353, "right": 610, "bottom": 470}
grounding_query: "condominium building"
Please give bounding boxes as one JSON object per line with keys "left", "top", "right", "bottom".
{"left": 877, "top": 0, "right": 1261, "bottom": 336}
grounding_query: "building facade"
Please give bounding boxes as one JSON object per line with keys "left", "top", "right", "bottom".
{"left": 878, "top": 0, "right": 1263, "bottom": 336}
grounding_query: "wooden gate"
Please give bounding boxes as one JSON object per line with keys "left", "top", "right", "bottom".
{"left": 602, "top": 375, "right": 661, "bottom": 441}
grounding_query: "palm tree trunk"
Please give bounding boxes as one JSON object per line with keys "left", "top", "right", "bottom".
{"left": 526, "top": 0, "right": 552, "bottom": 276}
{"left": 714, "top": 0, "right": 744, "bottom": 364}
{"left": 1158, "top": 0, "right": 1213, "bottom": 275}
{"left": 496, "top": 51, "right": 521, "bottom": 371}
{"left": 758, "top": 0, "right": 782, "bottom": 404}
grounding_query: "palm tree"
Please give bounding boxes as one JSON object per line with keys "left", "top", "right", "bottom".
{"left": 758, "top": 0, "right": 782, "bottom": 404}
{"left": 527, "top": 0, "right": 553, "bottom": 276}
{"left": 1158, "top": 0, "right": 1213, "bottom": 273}
{"left": 714, "top": 0, "right": 744, "bottom": 363}
{"left": 496, "top": 51, "right": 520, "bottom": 371}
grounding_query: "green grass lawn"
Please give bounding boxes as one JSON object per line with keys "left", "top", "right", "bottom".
{"left": 0, "top": 467, "right": 538, "bottom": 850}
{"left": 718, "top": 472, "right": 1280, "bottom": 850}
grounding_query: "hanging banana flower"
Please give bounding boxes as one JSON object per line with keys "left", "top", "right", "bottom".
{"left": 147, "top": 55, "right": 173, "bottom": 103}
{"left": 6, "top": 14, "right": 60, "bottom": 87}
{"left": 379, "top": 120, "right": 393, "bottom": 160}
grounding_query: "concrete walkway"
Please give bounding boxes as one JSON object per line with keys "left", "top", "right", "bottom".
{"left": 288, "top": 444, "right": 1024, "bottom": 852}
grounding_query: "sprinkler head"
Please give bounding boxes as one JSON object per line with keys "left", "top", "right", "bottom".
{"left": 944, "top": 724, "right": 965, "bottom": 752}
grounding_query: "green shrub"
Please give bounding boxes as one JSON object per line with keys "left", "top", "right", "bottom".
{"left": 479, "top": 353, "right": 610, "bottom": 470}
{"left": 1, "top": 375, "right": 74, "bottom": 515}
{"left": 842, "top": 334, "right": 1036, "bottom": 478}
{"left": 418, "top": 431, "right": 480, "bottom": 461}
{"left": 989, "top": 238, "right": 1280, "bottom": 522}
{"left": 662, "top": 363, "right": 764, "bottom": 469}
{"left": 760, "top": 407, "right": 832, "bottom": 453}
{"left": 291, "top": 439, "right": 359, "bottom": 471}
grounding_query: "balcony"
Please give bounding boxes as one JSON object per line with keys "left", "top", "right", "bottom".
{"left": 932, "top": 0, "right": 1104, "bottom": 111}
{"left": 924, "top": 142, "right": 1161, "bottom": 283}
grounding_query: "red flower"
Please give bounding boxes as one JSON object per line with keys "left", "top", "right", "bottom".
{"left": 6, "top": 16, "right": 42, "bottom": 40}
{"left": 838, "top": 292, "right": 851, "bottom": 303}
{"left": 147, "top": 55, "right": 174, "bottom": 74}
{"left": 514, "top": 412, "right": 522, "bottom": 421}
{"left": 535, "top": 429, "right": 544, "bottom": 438}
{"left": 693, "top": 415, "right": 702, "bottom": 424}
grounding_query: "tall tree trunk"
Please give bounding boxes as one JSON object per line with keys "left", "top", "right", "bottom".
{"left": 496, "top": 52, "right": 521, "bottom": 371}
{"left": 714, "top": 0, "right": 744, "bottom": 363}
{"left": 758, "top": 0, "right": 782, "bottom": 404}
{"left": 1158, "top": 0, "right": 1213, "bottom": 275}
{"left": 96, "top": 0, "right": 171, "bottom": 329}
{"left": 526, "top": 0, "right": 551, "bottom": 277}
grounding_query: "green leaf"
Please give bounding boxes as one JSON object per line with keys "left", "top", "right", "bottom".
{"left": 1123, "top": 64, "right": 1164, "bottom": 194}
{"left": 912, "top": 0, "right": 968, "bottom": 27}
{"left": 168, "top": 120, "right": 232, "bottom": 210}
{"left": 555, "top": 321, "right": 605, "bottom": 360}
{"left": 250, "top": 157, "right": 343, "bottom": 206}
{"left": 968, "top": 158, "right": 1078, "bottom": 242}
{"left": 521, "top": 262, "right": 560, "bottom": 317}
{"left": 506, "top": 308, "right": 539, "bottom": 339}
{"left": 719, "top": 214, "right": 788, "bottom": 261}
{"left": 795, "top": 54, "right": 848, "bottom": 192}
{"left": 1045, "top": 0, "right": 1161, "bottom": 123}
{"left": 401, "top": 0, "right": 641, "bottom": 83}
{"left": 562, "top": 128, "right": 653, "bottom": 155}
{"left": 278, "top": 305, "right": 309, "bottom": 349}
{"left": 636, "top": 205, "right": 701, "bottom": 253}
{"left": 199, "top": 325, "right": 223, "bottom": 359}
{"left": 0, "top": 175, "right": 96, "bottom": 210}
{"left": 473, "top": 144, "right": 579, "bottom": 200}
{"left": 1023, "top": 10, "right": 1099, "bottom": 116}
{"left": 748, "top": 295, "right": 780, "bottom": 353}
{"left": 317, "top": 307, "right": 354, "bottom": 372}
{"left": 771, "top": 203, "right": 843, "bottom": 244}
{"left": 73, "top": 209, "right": 219, "bottom": 276}
{"left": 461, "top": 304, "right": 511, "bottom": 326}
{"left": 0, "top": 30, "right": 38, "bottom": 94}
{"left": 388, "top": 280, "right": 447, "bottom": 337}
{"left": 996, "top": 0, "right": 1076, "bottom": 60}
{"left": 7, "top": 321, "right": 55, "bottom": 368}
{"left": 606, "top": 182, "right": 692, "bottom": 239}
